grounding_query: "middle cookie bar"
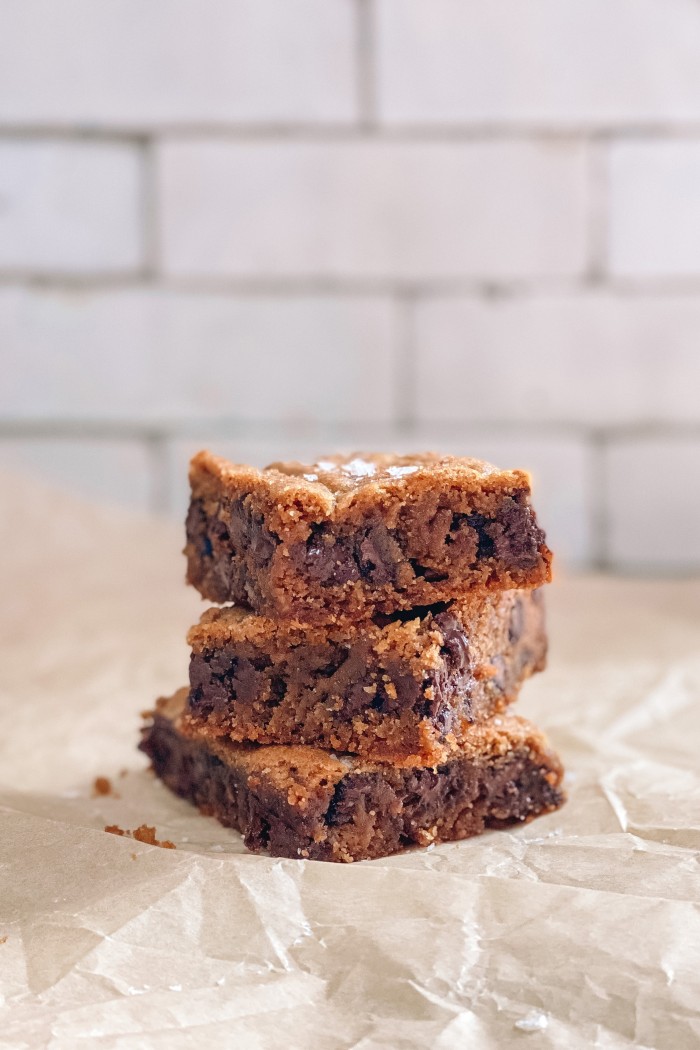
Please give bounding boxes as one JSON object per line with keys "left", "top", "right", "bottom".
{"left": 185, "top": 589, "right": 546, "bottom": 766}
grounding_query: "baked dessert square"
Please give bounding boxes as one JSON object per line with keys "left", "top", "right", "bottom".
{"left": 185, "top": 589, "right": 547, "bottom": 766}
{"left": 140, "top": 690, "right": 565, "bottom": 863}
{"left": 185, "top": 451, "right": 552, "bottom": 623}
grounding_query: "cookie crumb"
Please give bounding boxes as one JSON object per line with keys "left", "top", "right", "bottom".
{"left": 104, "top": 824, "right": 176, "bottom": 849}
{"left": 0, "top": 936, "right": 7, "bottom": 945}
{"left": 93, "top": 776, "right": 114, "bottom": 797}
{"left": 132, "top": 825, "right": 176, "bottom": 849}
{"left": 104, "top": 824, "right": 126, "bottom": 837}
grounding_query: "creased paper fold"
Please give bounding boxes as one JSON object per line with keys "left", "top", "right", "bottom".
{"left": 1, "top": 475, "right": 699, "bottom": 1048}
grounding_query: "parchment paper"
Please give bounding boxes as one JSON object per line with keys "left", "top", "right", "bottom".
{"left": 1, "top": 474, "right": 699, "bottom": 1049}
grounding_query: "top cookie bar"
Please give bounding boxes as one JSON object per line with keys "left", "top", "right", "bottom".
{"left": 185, "top": 450, "right": 552, "bottom": 623}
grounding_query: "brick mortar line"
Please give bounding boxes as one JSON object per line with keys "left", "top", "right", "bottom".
{"left": 393, "top": 292, "right": 416, "bottom": 429}
{"left": 588, "top": 432, "right": 609, "bottom": 571}
{"left": 144, "top": 432, "right": 170, "bottom": 514}
{"left": 140, "top": 138, "right": 160, "bottom": 279}
{"left": 355, "top": 0, "right": 376, "bottom": 128}
{"left": 2, "top": 421, "right": 700, "bottom": 441}
{"left": 585, "top": 137, "right": 609, "bottom": 283}
{"left": 0, "top": 127, "right": 151, "bottom": 144}
{"left": 6, "top": 123, "right": 700, "bottom": 141}
{"left": 7, "top": 274, "right": 700, "bottom": 297}
{"left": 0, "top": 422, "right": 169, "bottom": 440}
{"left": 602, "top": 564, "right": 700, "bottom": 578}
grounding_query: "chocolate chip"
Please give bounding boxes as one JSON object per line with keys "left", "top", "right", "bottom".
{"left": 408, "top": 560, "right": 449, "bottom": 583}
{"left": 487, "top": 497, "right": 545, "bottom": 569}
{"left": 434, "top": 611, "right": 470, "bottom": 675}
{"left": 292, "top": 527, "right": 359, "bottom": 585}
{"left": 268, "top": 676, "right": 287, "bottom": 706}
{"left": 356, "top": 524, "right": 403, "bottom": 585}
{"left": 463, "top": 512, "right": 495, "bottom": 559}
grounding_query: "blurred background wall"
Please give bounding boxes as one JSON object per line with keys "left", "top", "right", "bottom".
{"left": 1, "top": 0, "right": 699, "bottom": 574}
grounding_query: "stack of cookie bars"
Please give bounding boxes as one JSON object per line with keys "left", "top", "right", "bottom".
{"left": 141, "top": 451, "right": 565, "bottom": 862}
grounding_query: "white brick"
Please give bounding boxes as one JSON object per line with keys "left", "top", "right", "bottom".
{"left": 377, "top": 0, "right": 700, "bottom": 125}
{"left": 0, "top": 439, "right": 153, "bottom": 511}
{"left": 413, "top": 293, "right": 700, "bottom": 426}
{"left": 0, "top": 287, "right": 398, "bottom": 423}
{"left": 609, "top": 141, "right": 700, "bottom": 278}
{"left": 0, "top": 0, "right": 356, "bottom": 126}
{"left": 165, "top": 428, "right": 592, "bottom": 567}
{"left": 605, "top": 438, "right": 700, "bottom": 569}
{"left": 158, "top": 140, "right": 588, "bottom": 280}
{"left": 0, "top": 141, "right": 141, "bottom": 274}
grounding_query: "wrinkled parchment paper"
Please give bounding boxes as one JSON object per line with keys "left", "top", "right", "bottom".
{"left": 1, "top": 474, "right": 699, "bottom": 1049}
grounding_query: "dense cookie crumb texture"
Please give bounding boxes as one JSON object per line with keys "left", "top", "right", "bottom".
{"left": 104, "top": 823, "right": 176, "bottom": 849}
{"left": 185, "top": 589, "right": 547, "bottom": 765}
{"left": 185, "top": 450, "right": 553, "bottom": 623}
{"left": 140, "top": 691, "right": 565, "bottom": 864}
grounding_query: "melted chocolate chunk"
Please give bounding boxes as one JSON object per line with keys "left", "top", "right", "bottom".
{"left": 423, "top": 610, "right": 474, "bottom": 731}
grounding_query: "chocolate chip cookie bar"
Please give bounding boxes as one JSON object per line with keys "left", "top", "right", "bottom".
{"left": 140, "top": 691, "right": 565, "bottom": 863}
{"left": 185, "top": 589, "right": 546, "bottom": 766}
{"left": 185, "top": 451, "right": 552, "bottom": 624}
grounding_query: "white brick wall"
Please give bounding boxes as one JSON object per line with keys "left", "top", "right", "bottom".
{"left": 375, "top": 0, "right": 700, "bottom": 126}
{"left": 0, "top": 439, "right": 153, "bottom": 511}
{"left": 412, "top": 293, "right": 700, "bottom": 425}
{"left": 609, "top": 141, "right": 700, "bottom": 278}
{"left": 0, "top": 140, "right": 142, "bottom": 273}
{"left": 157, "top": 140, "right": 589, "bottom": 280}
{"left": 2, "top": 0, "right": 699, "bottom": 572}
{"left": 605, "top": 438, "right": 700, "bottom": 570}
{"left": 0, "top": 0, "right": 357, "bottom": 126}
{"left": 0, "top": 287, "right": 399, "bottom": 423}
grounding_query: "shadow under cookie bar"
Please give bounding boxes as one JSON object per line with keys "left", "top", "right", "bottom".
{"left": 185, "top": 589, "right": 547, "bottom": 766}
{"left": 140, "top": 691, "right": 565, "bottom": 864}
{"left": 185, "top": 450, "right": 553, "bottom": 624}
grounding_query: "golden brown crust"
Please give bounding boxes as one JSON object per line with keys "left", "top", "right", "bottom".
{"left": 184, "top": 589, "right": 547, "bottom": 765}
{"left": 142, "top": 693, "right": 565, "bottom": 862}
{"left": 189, "top": 449, "right": 532, "bottom": 540}
{"left": 186, "top": 449, "right": 553, "bottom": 622}
{"left": 158, "top": 689, "right": 559, "bottom": 778}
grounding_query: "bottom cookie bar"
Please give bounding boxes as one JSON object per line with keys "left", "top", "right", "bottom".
{"left": 140, "top": 690, "right": 565, "bottom": 863}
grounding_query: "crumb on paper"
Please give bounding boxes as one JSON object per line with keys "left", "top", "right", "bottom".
{"left": 514, "top": 1010, "right": 549, "bottom": 1033}
{"left": 0, "top": 936, "right": 7, "bottom": 945}
{"left": 92, "top": 776, "right": 120, "bottom": 798}
{"left": 104, "top": 824, "right": 176, "bottom": 850}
